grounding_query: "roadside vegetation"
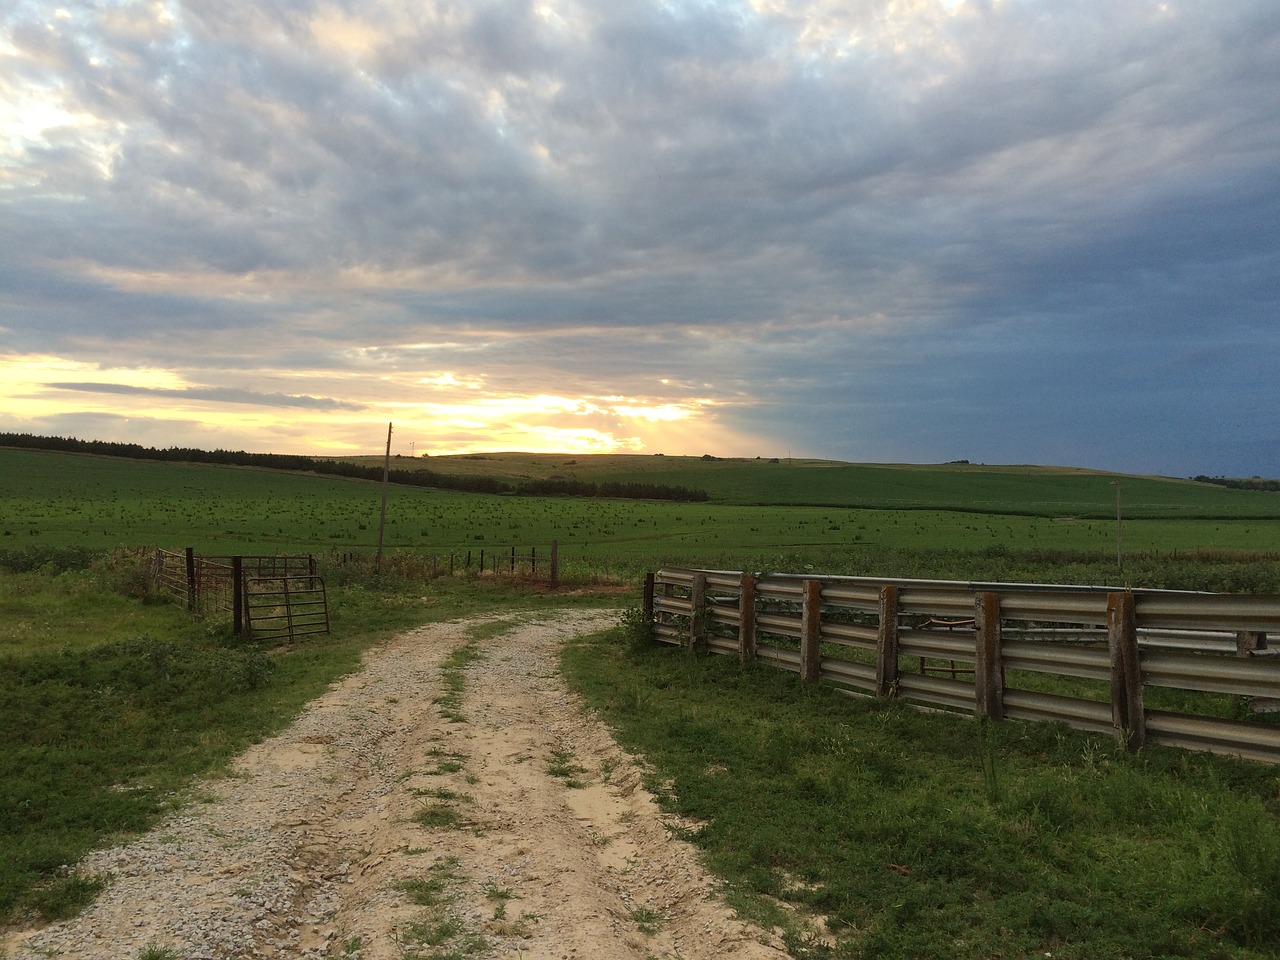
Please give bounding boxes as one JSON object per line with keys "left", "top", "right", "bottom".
{"left": 563, "top": 617, "right": 1280, "bottom": 960}
{"left": 0, "top": 552, "right": 611, "bottom": 928}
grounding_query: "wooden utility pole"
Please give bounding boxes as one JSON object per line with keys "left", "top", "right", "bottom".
{"left": 376, "top": 422, "right": 392, "bottom": 570}
{"left": 1111, "top": 479, "right": 1123, "bottom": 573}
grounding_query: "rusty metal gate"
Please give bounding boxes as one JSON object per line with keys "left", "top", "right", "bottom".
{"left": 243, "top": 574, "right": 330, "bottom": 642}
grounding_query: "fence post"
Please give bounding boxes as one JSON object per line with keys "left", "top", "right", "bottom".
{"left": 531, "top": 546, "right": 537, "bottom": 575}
{"left": 800, "top": 579, "right": 822, "bottom": 684}
{"left": 185, "top": 547, "right": 196, "bottom": 612}
{"left": 510, "top": 546, "right": 516, "bottom": 574}
{"left": 1108, "top": 591, "right": 1145, "bottom": 751}
{"left": 232, "top": 556, "right": 244, "bottom": 635}
{"left": 974, "top": 592, "right": 1004, "bottom": 719}
{"left": 1237, "top": 631, "right": 1268, "bottom": 656}
{"left": 283, "top": 575, "right": 296, "bottom": 643}
{"left": 738, "top": 572, "right": 757, "bottom": 665}
{"left": 550, "top": 539, "right": 559, "bottom": 588}
{"left": 876, "top": 585, "right": 900, "bottom": 698}
{"left": 689, "top": 573, "right": 707, "bottom": 654}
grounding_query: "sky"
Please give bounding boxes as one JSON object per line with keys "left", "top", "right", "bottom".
{"left": 2, "top": 1, "right": 1278, "bottom": 477}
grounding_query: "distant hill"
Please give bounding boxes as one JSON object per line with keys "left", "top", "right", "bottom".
{"left": 4, "top": 433, "right": 1278, "bottom": 518}
{"left": 341, "top": 451, "right": 1280, "bottom": 520}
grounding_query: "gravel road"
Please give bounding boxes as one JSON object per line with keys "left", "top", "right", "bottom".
{"left": 4, "top": 610, "right": 789, "bottom": 960}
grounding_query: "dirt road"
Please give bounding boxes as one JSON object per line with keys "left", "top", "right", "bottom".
{"left": 5, "top": 610, "right": 789, "bottom": 960}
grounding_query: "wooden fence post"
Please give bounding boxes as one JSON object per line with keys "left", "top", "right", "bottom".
{"left": 1108, "top": 591, "right": 1146, "bottom": 751}
{"left": 738, "top": 572, "right": 757, "bottom": 665}
{"left": 800, "top": 579, "right": 822, "bottom": 683}
{"left": 876, "top": 585, "right": 900, "bottom": 698}
{"left": 1237, "top": 631, "right": 1268, "bottom": 656}
{"left": 550, "top": 540, "right": 559, "bottom": 588}
{"left": 974, "top": 591, "right": 1005, "bottom": 719}
{"left": 689, "top": 573, "right": 707, "bottom": 654}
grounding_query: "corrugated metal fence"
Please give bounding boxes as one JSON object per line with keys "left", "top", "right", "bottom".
{"left": 645, "top": 568, "right": 1280, "bottom": 764}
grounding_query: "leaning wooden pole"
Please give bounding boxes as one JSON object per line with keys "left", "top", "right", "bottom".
{"left": 375, "top": 422, "right": 392, "bottom": 571}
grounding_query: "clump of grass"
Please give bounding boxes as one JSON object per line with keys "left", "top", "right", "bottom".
{"left": 409, "top": 784, "right": 472, "bottom": 831}
{"left": 412, "top": 804, "right": 464, "bottom": 830}
{"left": 619, "top": 605, "right": 654, "bottom": 651}
{"left": 424, "top": 747, "right": 468, "bottom": 775}
{"left": 394, "top": 857, "right": 488, "bottom": 959}
{"left": 629, "top": 906, "right": 663, "bottom": 935}
{"left": 20, "top": 870, "right": 107, "bottom": 922}
{"left": 546, "top": 748, "right": 588, "bottom": 788}
{"left": 396, "top": 857, "right": 462, "bottom": 907}
{"left": 434, "top": 641, "right": 485, "bottom": 723}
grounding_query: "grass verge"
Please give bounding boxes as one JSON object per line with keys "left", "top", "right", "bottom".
{"left": 0, "top": 559, "right": 618, "bottom": 928}
{"left": 561, "top": 618, "right": 1280, "bottom": 960}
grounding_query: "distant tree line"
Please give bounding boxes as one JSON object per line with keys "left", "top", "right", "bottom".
{"left": 1193, "top": 475, "right": 1280, "bottom": 493}
{"left": 0, "top": 433, "right": 709, "bottom": 502}
{"left": 512, "top": 477, "right": 709, "bottom": 501}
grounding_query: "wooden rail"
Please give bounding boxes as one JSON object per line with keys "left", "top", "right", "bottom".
{"left": 646, "top": 568, "right": 1280, "bottom": 764}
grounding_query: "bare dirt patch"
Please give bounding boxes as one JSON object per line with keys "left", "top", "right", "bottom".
{"left": 5, "top": 610, "right": 788, "bottom": 960}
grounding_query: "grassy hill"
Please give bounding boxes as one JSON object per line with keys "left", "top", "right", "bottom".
{"left": 337, "top": 452, "right": 1280, "bottom": 519}
{"left": 4, "top": 446, "right": 1279, "bottom": 582}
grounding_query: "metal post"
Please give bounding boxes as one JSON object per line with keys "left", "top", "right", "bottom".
{"left": 376, "top": 422, "right": 392, "bottom": 571}
{"left": 185, "top": 547, "right": 196, "bottom": 612}
{"left": 232, "top": 556, "right": 243, "bottom": 635}
{"left": 1111, "top": 479, "right": 1123, "bottom": 573}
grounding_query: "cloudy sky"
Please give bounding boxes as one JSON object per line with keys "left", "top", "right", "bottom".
{"left": 2, "top": 1, "right": 1277, "bottom": 476}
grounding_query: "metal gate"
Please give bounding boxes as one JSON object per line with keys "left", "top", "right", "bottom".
{"left": 243, "top": 574, "right": 330, "bottom": 642}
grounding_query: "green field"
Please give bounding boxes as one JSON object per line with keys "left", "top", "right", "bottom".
{"left": 349, "top": 451, "right": 1280, "bottom": 517}
{"left": 4, "top": 449, "right": 1280, "bottom": 587}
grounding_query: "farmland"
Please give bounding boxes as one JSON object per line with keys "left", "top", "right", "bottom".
{"left": 4, "top": 442, "right": 1280, "bottom": 957}
{"left": 3, "top": 448, "right": 1280, "bottom": 592}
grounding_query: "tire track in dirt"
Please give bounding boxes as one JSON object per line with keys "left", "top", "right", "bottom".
{"left": 5, "top": 610, "right": 788, "bottom": 960}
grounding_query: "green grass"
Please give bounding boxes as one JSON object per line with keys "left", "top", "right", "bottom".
{"left": 353, "top": 451, "right": 1280, "bottom": 517}
{"left": 396, "top": 856, "right": 462, "bottom": 907}
{"left": 0, "top": 557, "right": 618, "bottom": 927}
{"left": 394, "top": 857, "right": 488, "bottom": 959}
{"left": 546, "top": 748, "right": 588, "bottom": 788}
{"left": 561, "top": 622, "right": 1280, "bottom": 960}
{"left": 6, "top": 449, "right": 1280, "bottom": 577}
